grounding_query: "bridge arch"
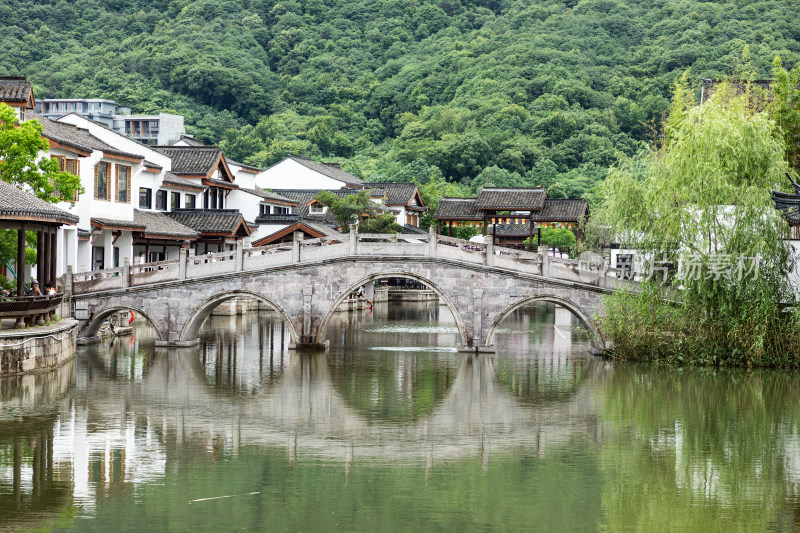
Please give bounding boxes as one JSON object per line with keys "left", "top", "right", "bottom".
{"left": 81, "top": 305, "right": 162, "bottom": 340}
{"left": 484, "top": 295, "right": 606, "bottom": 352}
{"left": 179, "top": 290, "right": 300, "bottom": 344}
{"left": 315, "top": 271, "right": 469, "bottom": 347}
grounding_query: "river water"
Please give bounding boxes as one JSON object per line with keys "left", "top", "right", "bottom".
{"left": 1, "top": 300, "right": 800, "bottom": 532}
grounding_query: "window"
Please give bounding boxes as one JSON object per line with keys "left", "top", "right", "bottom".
{"left": 139, "top": 187, "right": 152, "bottom": 209}
{"left": 51, "top": 156, "right": 80, "bottom": 200}
{"left": 185, "top": 194, "right": 196, "bottom": 209}
{"left": 274, "top": 206, "right": 289, "bottom": 215}
{"left": 95, "top": 162, "right": 110, "bottom": 200}
{"left": 156, "top": 190, "right": 167, "bottom": 210}
{"left": 171, "top": 191, "right": 180, "bottom": 210}
{"left": 259, "top": 204, "right": 270, "bottom": 215}
{"left": 116, "top": 165, "right": 130, "bottom": 203}
{"left": 150, "top": 120, "right": 159, "bottom": 131}
{"left": 309, "top": 202, "right": 325, "bottom": 214}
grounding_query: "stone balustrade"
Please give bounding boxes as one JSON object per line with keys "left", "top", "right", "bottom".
{"left": 71, "top": 226, "right": 629, "bottom": 295}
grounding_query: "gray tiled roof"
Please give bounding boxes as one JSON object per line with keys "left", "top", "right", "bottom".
{"left": 226, "top": 158, "right": 262, "bottom": 172}
{"left": 272, "top": 189, "right": 357, "bottom": 224}
{"left": 239, "top": 187, "right": 297, "bottom": 205}
{"left": 433, "top": 198, "right": 482, "bottom": 220}
{"left": 254, "top": 213, "right": 301, "bottom": 225}
{"left": 474, "top": 187, "right": 546, "bottom": 210}
{"left": 255, "top": 219, "right": 344, "bottom": 244}
{"left": 37, "top": 116, "right": 143, "bottom": 160}
{"left": 371, "top": 182, "right": 425, "bottom": 207}
{"left": 161, "top": 172, "right": 205, "bottom": 192}
{"left": 143, "top": 160, "right": 163, "bottom": 170}
{"left": 206, "top": 178, "right": 238, "bottom": 188}
{"left": 773, "top": 191, "right": 800, "bottom": 225}
{"left": 401, "top": 224, "right": 429, "bottom": 235}
{"left": 175, "top": 135, "right": 206, "bottom": 146}
{"left": 0, "top": 181, "right": 79, "bottom": 225}
{"left": 166, "top": 209, "right": 247, "bottom": 235}
{"left": 155, "top": 146, "right": 223, "bottom": 175}
{"left": 288, "top": 154, "right": 364, "bottom": 186}
{"left": 133, "top": 210, "right": 199, "bottom": 239}
{"left": 91, "top": 217, "right": 147, "bottom": 230}
{"left": 529, "top": 199, "right": 589, "bottom": 222}
{"left": 0, "top": 76, "right": 32, "bottom": 103}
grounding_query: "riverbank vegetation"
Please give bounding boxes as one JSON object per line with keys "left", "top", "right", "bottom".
{"left": 596, "top": 68, "right": 800, "bottom": 367}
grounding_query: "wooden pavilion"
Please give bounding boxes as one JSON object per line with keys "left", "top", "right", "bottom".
{"left": 0, "top": 180, "right": 78, "bottom": 327}
{"left": 434, "top": 187, "right": 589, "bottom": 249}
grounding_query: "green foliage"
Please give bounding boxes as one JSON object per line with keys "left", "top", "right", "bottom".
{"left": 314, "top": 190, "right": 402, "bottom": 234}
{"left": 4, "top": 0, "right": 796, "bottom": 194}
{"left": 769, "top": 57, "right": 800, "bottom": 172}
{"left": 527, "top": 227, "right": 576, "bottom": 249}
{"left": 597, "top": 78, "right": 800, "bottom": 367}
{"left": 0, "top": 104, "right": 82, "bottom": 202}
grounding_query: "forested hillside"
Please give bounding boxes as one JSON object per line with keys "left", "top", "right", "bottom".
{"left": 2, "top": 0, "right": 799, "bottom": 198}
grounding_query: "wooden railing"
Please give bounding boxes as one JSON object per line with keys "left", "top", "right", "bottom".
{"left": 0, "top": 293, "right": 64, "bottom": 328}
{"left": 71, "top": 227, "right": 632, "bottom": 295}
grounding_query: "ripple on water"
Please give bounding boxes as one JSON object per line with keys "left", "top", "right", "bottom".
{"left": 367, "top": 346, "right": 459, "bottom": 353}
{"left": 361, "top": 325, "right": 459, "bottom": 334}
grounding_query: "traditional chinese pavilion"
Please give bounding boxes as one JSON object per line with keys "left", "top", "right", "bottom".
{"left": 433, "top": 187, "right": 589, "bottom": 248}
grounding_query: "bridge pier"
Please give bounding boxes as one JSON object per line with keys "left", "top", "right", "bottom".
{"left": 154, "top": 338, "right": 200, "bottom": 348}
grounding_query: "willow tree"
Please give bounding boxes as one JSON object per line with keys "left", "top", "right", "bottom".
{"left": 598, "top": 78, "right": 800, "bottom": 366}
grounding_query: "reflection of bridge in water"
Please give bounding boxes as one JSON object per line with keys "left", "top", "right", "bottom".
{"left": 0, "top": 333, "right": 608, "bottom": 519}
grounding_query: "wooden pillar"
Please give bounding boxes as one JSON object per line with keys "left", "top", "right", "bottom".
{"left": 448, "top": 222, "right": 452, "bottom": 237}
{"left": 37, "top": 229, "right": 44, "bottom": 287}
{"left": 528, "top": 215, "right": 534, "bottom": 252}
{"left": 44, "top": 230, "right": 51, "bottom": 288}
{"left": 49, "top": 227, "right": 57, "bottom": 287}
{"left": 482, "top": 214, "right": 487, "bottom": 236}
{"left": 17, "top": 225, "right": 25, "bottom": 297}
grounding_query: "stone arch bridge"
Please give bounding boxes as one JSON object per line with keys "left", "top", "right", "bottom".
{"left": 69, "top": 229, "right": 632, "bottom": 353}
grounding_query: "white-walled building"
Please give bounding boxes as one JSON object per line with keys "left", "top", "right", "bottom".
{"left": 255, "top": 154, "right": 365, "bottom": 190}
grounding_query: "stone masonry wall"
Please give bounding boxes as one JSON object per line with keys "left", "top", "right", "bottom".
{"left": 0, "top": 319, "right": 78, "bottom": 376}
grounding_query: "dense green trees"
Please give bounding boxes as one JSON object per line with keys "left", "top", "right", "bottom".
{"left": 2, "top": 0, "right": 799, "bottom": 196}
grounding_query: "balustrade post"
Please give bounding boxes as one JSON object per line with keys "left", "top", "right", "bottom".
{"left": 349, "top": 224, "right": 358, "bottom": 255}
{"left": 65, "top": 265, "right": 73, "bottom": 296}
{"left": 302, "top": 286, "right": 313, "bottom": 342}
{"left": 179, "top": 247, "right": 187, "bottom": 279}
{"left": 485, "top": 241, "right": 494, "bottom": 266}
{"left": 292, "top": 231, "right": 303, "bottom": 263}
{"left": 538, "top": 245, "right": 549, "bottom": 277}
{"left": 472, "top": 288, "right": 484, "bottom": 347}
{"left": 428, "top": 226, "right": 437, "bottom": 257}
{"left": 122, "top": 258, "right": 130, "bottom": 288}
{"left": 236, "top": 243, "right": 244, "bottom": 271}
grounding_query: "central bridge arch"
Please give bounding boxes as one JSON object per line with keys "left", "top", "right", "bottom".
{"left": 315, "top": 271, "right": 469, "bottom": 347}
{"left": 179, "top": 290, "right": 300, "bottom": 345}
{"left": 484, "top": 295, "right": 606, "bottom": 352}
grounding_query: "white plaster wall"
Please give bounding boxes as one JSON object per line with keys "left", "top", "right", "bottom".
{"left": 56, "top": 226, "right": 78, "bottom": 278}
{"left": 77, "top": 240, "right": 91, "bottom": 273}
{"left": 255, "top": 159, "right": 349, "bottom": 190}
{"left": 57, "top": 114, "right": 172, "bottom": 169}
{"left": 228, "top": 189, "right": 261, "bottom": 222}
